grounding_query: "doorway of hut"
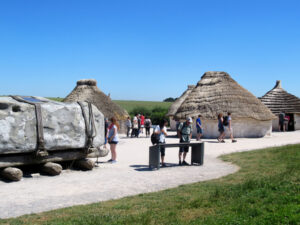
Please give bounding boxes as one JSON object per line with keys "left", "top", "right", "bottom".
{"left": 286, "top": 113, "right": 295, "bottom": 131}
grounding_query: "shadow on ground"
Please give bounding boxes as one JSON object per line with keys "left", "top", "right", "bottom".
{"left": 130, "top": 163, "right": 181, "bottom": 171}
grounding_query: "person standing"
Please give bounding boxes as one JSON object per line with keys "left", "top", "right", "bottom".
{"left": 104, "top": 118, "right": 109, "bottom": 148}
{"left": 144, "top": 116, "right": 152, "bottom": 137}
{"left": 196, "top": 115, "right": 203, "bottom": 141}
{"left": 279, "top": 112, "right": 285, "bottom": 132}
{"left": 217, "top": 113, "right": 226, "bottom": 143}
{"left": 154, "top": 119, "right": 168, "bottom": 167}
{"left": 177, "top": 117, "right": 193, "bottom": 166}
{"left": 284, "top": 114, "right": 290, "bottom": 131}
{"left": 108, "top": 117, "right": 119, "bottom": 163}
{"left": 137, "top": 114, "right": 141, "bottom": 137}
{"left": 140, "top": 114, "right": 145, "bottom": 134}
{"left": 125, "top": 116, "right": 132, "bottom": 137}
{"left": 225, "top": 112, "right": 237, "bottom": 143}
{"left": 131, "top": 114, "right": 138, "bottom": 137}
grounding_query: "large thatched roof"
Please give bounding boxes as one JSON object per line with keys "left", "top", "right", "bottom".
{"left": 63, "top": 79, "right": 129, "bottom": 120}
{"left": 175, "top": 71, "right": 275, "bottom": 121}
{"left": 167, "top": 85, "right": 195, "bottom": 117}
{"left": 260, "top": 80, "right": 300, "bottom": 115}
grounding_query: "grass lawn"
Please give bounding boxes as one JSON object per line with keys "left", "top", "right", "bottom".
{"left": 112, "top": 100, "right": 172, "bottom": 113}
{"left": 1, "top": 144, "right": 300, "bottom": 225}
{"left": 46, "top": 98, "right": 171, "bottom": 113}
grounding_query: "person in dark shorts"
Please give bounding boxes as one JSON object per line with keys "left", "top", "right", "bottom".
{"left": 107, "top": 117, "right": 119, "bottom": 163}
{"left": 218, "top": 113, "right": 225, "bottom": 143}
{"left": 177, "top": 117, "right": 193, "bottom": 165}
{"left": 154, "top": 119, "right": 168, "bottom": 167}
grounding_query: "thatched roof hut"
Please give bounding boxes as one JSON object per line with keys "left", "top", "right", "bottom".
{"left": 63, "top": 79, "right": 129, "bottom": 132}
{"left": 167, "top": 85, "right": 195, "bottom": 117}
{"left": 167, "top": 85, "right": 195, "bottom": 130}
{"left": 260, "top": 80, "right": 300, "bottom": 131}
{"left": 175, "top": 71, "right": 275, "bottom": 138}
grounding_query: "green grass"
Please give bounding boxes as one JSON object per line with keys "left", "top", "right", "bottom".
{"left": 46, "top": 97, "right": 64, "bottom": 102}
{"left": 112, "top": 100, "right": 172, "bottom": 113}
{"left": 2, "top": 144, "right": 300, "bottom": 225}
{"left": 46, "top": 98, "right": 171, "bottom": 113}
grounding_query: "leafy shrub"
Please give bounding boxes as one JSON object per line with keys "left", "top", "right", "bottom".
{"left": 129, "top": 107, "right": 151, "bottom": 118}
{"left": 129, "top": 107, "right": 169, "bottom": 125}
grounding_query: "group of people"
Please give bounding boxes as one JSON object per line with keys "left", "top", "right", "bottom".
{"left": 125, "top": 114, "right": 152, "bottom": 138}
{"left": 104, "top": 112, "right": 237, "bottom": 165}
{"left": 278, "top": 112, "right": 291, "bottom": 132}
{"left": 154, "top": 113, "right": 237, "bottom": 167}
{"left": 104, "top": 114, "right": 152, "bottom": 164}
{"left": 155, "top": 117, "right": 194, "bottom": 167}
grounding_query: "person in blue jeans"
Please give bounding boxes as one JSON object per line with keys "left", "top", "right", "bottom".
{"left": 107, "top": 117, "right": 119, "bottom": 163}
{"left": 196, "top": 114, "right": 203, "bottom": 141}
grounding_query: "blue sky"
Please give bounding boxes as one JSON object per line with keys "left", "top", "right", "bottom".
{"left": 0, "top": 0, "right": 299, "bottom": 101}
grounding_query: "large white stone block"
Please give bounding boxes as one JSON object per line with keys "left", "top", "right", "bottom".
{"left": 0, "top": 97, "right": 105, "bottom": 154}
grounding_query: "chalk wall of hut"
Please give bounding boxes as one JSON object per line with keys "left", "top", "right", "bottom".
{"left": 169, "top": 117, "right": 272, "bottom": 138}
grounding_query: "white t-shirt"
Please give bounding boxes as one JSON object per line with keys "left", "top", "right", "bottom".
{"left": 154, "top": 126, "right": 167, "bottom": 143}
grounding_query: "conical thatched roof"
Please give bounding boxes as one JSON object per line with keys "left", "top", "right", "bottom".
{"left": 167, "top": 85, "right": 195, "bottom": 117}
{"left": 175, "top": 71, "right": 275, "bottom": 121}
{"left": 63, "top": 79, "right": 129, "bottom": 120}
{"left": 260, "top": 80, "right": 300, "bottom": 115}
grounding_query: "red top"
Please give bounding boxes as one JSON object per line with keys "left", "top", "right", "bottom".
{"left": 140, "top": 115, "right": 145, "bottom": 125}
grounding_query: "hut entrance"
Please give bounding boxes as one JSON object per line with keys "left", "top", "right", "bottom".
{"left": 286, "top": 113, "right": 295, "bottom": 131}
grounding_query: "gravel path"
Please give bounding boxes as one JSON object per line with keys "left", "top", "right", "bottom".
{"left": 1, "top": 131, "right": 300, "bottom": 219}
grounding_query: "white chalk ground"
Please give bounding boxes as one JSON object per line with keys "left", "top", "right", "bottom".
{"left": 1, "top": 131, "right": 300, "bottom": 219}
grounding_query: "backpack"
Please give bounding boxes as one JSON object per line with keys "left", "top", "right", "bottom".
{"left": 151, "top": 126, "right": 160, "bottom": 145}
{"left": 223, "top": 116, "right": 229, "bottom": 126}
{"left": 145, "top": 120, "right": 150, "bottom": 128}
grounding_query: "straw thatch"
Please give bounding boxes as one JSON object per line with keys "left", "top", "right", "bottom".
{"left": 175, "top": 71, "right": 275, "bottom": 121}
{"left": 260, "top": 80, "right": 300, "bottom": 115}
{"left": 63, "top": 79, "right": 129, "bottom": 121}
{"left": 167, "top": 85, "right": 195, "bottom": 117}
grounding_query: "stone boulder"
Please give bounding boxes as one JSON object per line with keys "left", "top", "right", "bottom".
{"left": 0, "top": 96, "right": 105, "bottom": 155}
{"left": 0, "top": 167, "right": 23, "bottom": 181}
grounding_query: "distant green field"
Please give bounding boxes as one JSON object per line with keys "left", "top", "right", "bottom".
{"left": 47, "top": 98, "right": 172, "bottom": 114}
{"left": 112, "top": 100, "right": 172, "bottom": 113}
{"left": 47, "top": 97, "right": 64, "bottom": 102}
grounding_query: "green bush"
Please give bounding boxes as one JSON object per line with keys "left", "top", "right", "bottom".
{"left": 129, "top": 107, "right": 151, "bottom": 118}
{"left": 129, "top": 107, "right": 169, "bottom": 125}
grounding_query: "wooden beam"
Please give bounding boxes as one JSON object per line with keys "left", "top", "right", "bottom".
{"left": 0, "top": 149, "right": 102, "bottom": 168}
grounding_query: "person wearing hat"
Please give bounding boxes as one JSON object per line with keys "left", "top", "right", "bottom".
{"left": 177, "top": 117, "right": 193, "bottom": 165}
